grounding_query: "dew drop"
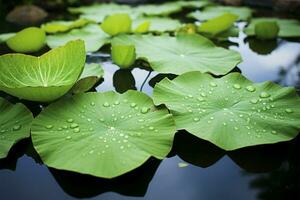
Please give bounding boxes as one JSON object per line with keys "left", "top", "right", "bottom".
{"left": 197, "top": 97, "right": 205, "bottom": 102}
{"left": 67, "top": 118, "right": 74, "bottom": 123}
{"left": 271, "top": 130, "right": 277, "bottom": 135}
{"left": 70, "top": 123, "right": 79, "bottom": 128}
{"left": 13, "top": 125, "right": 21, "bottom": 131}
{"left": 103, "top": 102, "right": 110, "bottom": 107}
{"left": 260, "top": 92, "right": 270, "bottom": 98}
{"left": 210, "top": 82, "right": 217, "bottom": 87}
{"left": 233, "top": 84, "right": 241, "bottom": 89}
{"left": 200, "top": 92, "right": 206, "bottom": 97}
{"left": 141, "top": 107, "right": 149, "bottom": 114}
{"left": 90, "top": 102, "right": 95, "bottom": 106}
{"left": 193, "top": 117, "right": 200, "bottom": 122}
{"left": 45, "top": 125, "right": 53, "bottom": 129}
{"left": 250, "top": 99, "right": 258, "bottom": 104}
{"left": 73, "top": 128, "right": 80, "bottom": 133}
{"left": 66, "top": 136, "right": 72, "bottom": 140}
{"left": 149, "top": 126, "right": 154, "bottom": 130}
{"left": 285, "top": 108, "right": 293, "bottom": 113}
{"left": 114, "top": 101, "right": 120, "bottom": 105}
{"left": 246, "top": 85, "right": 256, "bottom": 92}
{"left": 130, "top": 103, "right": 137, "bottom": 108}
{"left": 89, "top": 150, "right": 94, "bottom": 154}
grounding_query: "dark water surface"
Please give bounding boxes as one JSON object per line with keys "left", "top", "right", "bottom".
{"left": 0, "top": 14, "right": 300, "bottom": 200}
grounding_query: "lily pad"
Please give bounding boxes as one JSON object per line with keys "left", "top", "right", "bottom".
{"left": 134, "top": 3, "right": 182, "bottom": 16}
{"left": 133, "top": 17, "right": 181, "bottom": 33}
{"left": 31, "top": 91, "right": 176, "bottom": 178}
{"left": 0, "top": 97, "right": 33, "bottom": 159}
{"left": 100, "top": 14, "right": 132, "bottom": 36}
{"left": 69, "top": 3, "right": 131, "bottom": 14}
{"left": 176, "top": 1, "right": 211, "bottom": 9}
{"left": 113, "top": 34, "right": 241, "bottom": 75}
{"left": 72, "top": 63, "right": 104, "bottom": 94}
{"left": 244, "top": 18, "right": 300, "bottom": 38}
{"left": 0, "top": 40, "right": 86, "bottom": 102}
{"left": 153, "top": 72, "right": 300, "bottom": 150}
{"left": 46, "top": 24, "right": 109, "bottom": 53}
{"left": 188, "top": 6, "right": 252, "bottom": 21}
{"left": 112, "top": 43, "right": 136, "bottom": 68}
{"left": 41, "top": 19, "right": 91, "bottom": 34}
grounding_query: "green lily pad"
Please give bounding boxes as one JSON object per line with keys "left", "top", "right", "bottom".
{"left": 31, "top": 91, "right": 176, "bottom": 178}
{"left": 0, "top": 33, "right": 15, "bottom": 43}
{"left": 72, "top": 63, "right": 104, "bottom": 94}
{"left": 153, "top": 72, "right": 300, "bottom": 150}
{"left": 113, "top": 34, "right": 241, "bottom": 75}
{"left": 69, "top": 3, "right": 131, "bottom": 14}
{"left": 0, "top": 97, "right": 33, "bottom": 159}
{"left": 254, "top": 21, "right": 279, "bottom": 40}
{"left": 188, "top": 6, "right": 252, "bottom": 21}
{"left": 0, "top": 40, "right": 86, "bottom": 102}
{"left": 198, "top": 13, "right": 238, "bottom": 36}
{"left": 112, "top": 43, "right": 136, "bottom": 68}
{"left": 41, "top": 19, "right": 91, "bottom": 34}
{"left": 133, "top": 17, "right": 181, "bottom": 33}
{"left": 244, "top": 18, "right": 300, "bottom": 38}
{"left": 134, "top": 3, "right": 182, "bottom": 16}
{"left": 176, "top": 0, "right": 211, "bottom": 9}
{"left": 6, "top": 27, "right": 46, "bottom": 53}
{"left": 46, "top": 24, "right": 109, "bottom": 53}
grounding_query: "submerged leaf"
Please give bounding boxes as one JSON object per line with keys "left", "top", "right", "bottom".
{"left": 0, "top": 40, "right": 86, "bottom": 102}
{"left": 112, "top": 42, "right": 136, "bottom": 68}
{"left": 100, "top": 14, "right": 132, "bottom": 36}
{"left": 198, "top": 13, "right": 238, "bottom": 36}
{"left": 0, "top": 97, "right": 33, "bottom": 159}
{"left": 153, "top": 72, "right": 300, "bottom": 150}
{"left": 72, "top": 63, "right": 104, "bottom": 94}
{"left": 46, "top": 24, "right": 109, "bottom": 52}
{"left": 244, "top": 18, "right": 300, "bottom": 38}
{"left": 6, "top": 27, "right": 46, "bottom": 53}
{"left": 41, "top": 19, "right": 91, "bottom": 34}
{"left": 113, "top": 34, "right": 241, "bottom": 75}
{"left": 189, "top": 6, "right": 252, "bottom": 21}
{"left": 31, "top": 91, "right": 176, "bottom": 178}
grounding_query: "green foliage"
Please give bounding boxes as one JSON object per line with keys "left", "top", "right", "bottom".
{"left": 254, "top": 21, "right": 279, "bottom": 40}
{"left": 100, "top": 14, "right": 132, "bottom": 36}
{"left": 41, "top": 19, "right": 91, "bottom": 34}
{"left": 112, "top": 42, "right": 136, "bottom": 68}
{"left": 6, "top": 27, "right": 46, "bottom": 53}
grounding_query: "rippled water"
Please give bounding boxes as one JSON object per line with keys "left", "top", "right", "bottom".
{"left": 0, "top": 15, "right": 300, "bottom": 200}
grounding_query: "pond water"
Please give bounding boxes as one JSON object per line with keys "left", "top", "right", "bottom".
{"left": 0, "top": 9, "right": 300, "bottom": 200}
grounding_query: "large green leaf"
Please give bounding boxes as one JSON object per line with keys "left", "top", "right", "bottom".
{"left": 113, "top": 34, "right": 241, "bottom": 75}
{"left": 133, "top": 17, "right": 181, "bottom": 33}
{"left": 41, "top": 19, "right": 91, "bottom": 34}
{"left": 176, "top": 0, "right": 211, "bottom": 9}
{"left": 0, "top": 40, "right": 86, "bottom": 102}
{"left": 0, "top": 97, "right": 33, "bottom": 159}
{"left": 244, "top": 18, "right": 300, "bottom": 38}
{"left": 188, "top": 6, "right": 252, "bottom": 21}
{"left": 134, "top": 3, "right": 182, "bottom": 16}
{"left": 153, "top": 72, "right": 300, "bottom": 150}
{"left": 46, "top": 24, "right": 109, "bottom": 53}
{"left": 31, "top": 91, "right": 176, "bottom": 178}
{"left": 72, "top": 63, "right": 104, "bottom": 94}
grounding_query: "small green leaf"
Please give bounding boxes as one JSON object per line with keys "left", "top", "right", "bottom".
{"left": 254, "top": 21, "right": 279, "bottom": 40}
{"left": 134, "top": 21, "right": 151, "bottom": 33}
{"left": 72, "top": 63, "right": 104, "bottom": 94}
{"left": 245, "top": 18, "right": 300, "bottom": 38}
{"left": 0, "top": 40, "right": 86, "bottom": 102}
{"left": 0, "top": 97, "right": 33, "bottom": 159}
{"left": 31, "top": 91, "right": 176, "bottom": 178}
{"left": 6, "top": 27, "right": 46, "bottom": 53}
{"left": 198, "top": 13, "right": 238, "bottom": 36}
{"left": 153, "top": 72, "right": 300, "bottom": 151}
{"left": 100, "top": 14, "right": 132, "bottom": 36}
{"left": 46, "top": 24, "right": 109, "bottom": 53}
{"left": 111, "top": 42, "right": 136, "bottom": 68}
{"left": 113, "top": 34, "right": 241, "bottom": 75}
{"left": 41, "top": 19, "right": 91, "bottom": 34}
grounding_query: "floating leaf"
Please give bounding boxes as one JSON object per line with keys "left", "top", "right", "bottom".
{"left": 254, "top": 21, "right": 279, "bottom": 40}
{"left": 41, "top": 19, "right": 91, "bottom": 34}
{"left": 46, "top": 24, "right": 109, "bottom": 52}
{"left": 72, "top": 63, "right": 104, "bottom": 94}
{"left": 134, "top": 3, "right": 182, "bottom": 16}
{"left": 153, "top": 72, "right": 300, "bottom": 150}
{"left": 100, "top": 14, "right": 132, "bottom": 36}
{"left": 133, "top": 17, "right": 181, "bottom": 33}
{"left": 31, "top": 91, "right": 176, "bottom": 178}
{"left": 112, "top": 42, "right": 136, "bottom": 68}
{"left": 6, "top": 27, "right": 46, "bottom": 53}
{"left": 69, "top": 3, "right": 132, "bottom": 14}
{"left": 0, "top": 97, "right": 33, "bottom": 159}
{"left": 176, "top": 0, "right": 211, "bottom": 9}
{"left": 189, "top": 6, "right": 252, "bottom": 21}
{"left": 113, "top": 34, "right": 241, "bottom": 75}
{"left": 0, "top": 40, "right": 86, "bottom": 102}
{"left": 198, "top": 13, "right": 238, "bottom": 36}
{"left": 0, "top": 33, "right": 15, "bottom": 43}
{"left": 244, "top": 18, "right": 300, "bottom": 38}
